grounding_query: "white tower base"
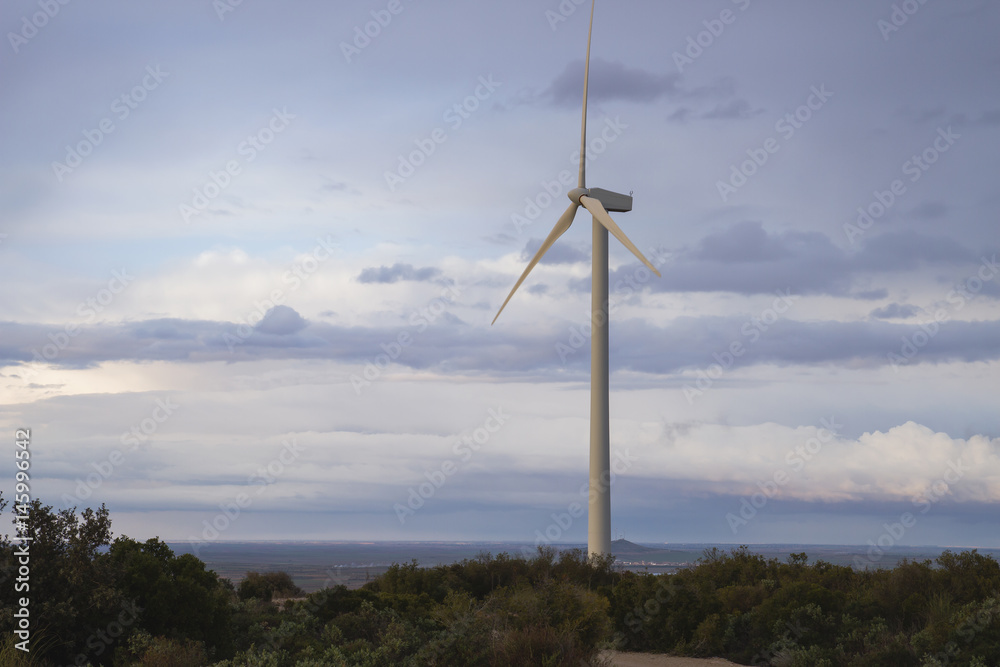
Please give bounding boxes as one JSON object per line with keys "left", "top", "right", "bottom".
{"left": 588, "top": 219, "right": 611, "bottom": 558}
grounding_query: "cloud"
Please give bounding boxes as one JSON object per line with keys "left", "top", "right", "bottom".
{"left": 853, "top": 289, "right": 889, "bottom": 301}
{"left": 629, "top": 421, "right": 1000, "bottom": 505}
{"left": 909, "top": 201, "right": 949, "bottom": 220}
{"left": 4, "top": 312, "right": 1000, "bottom": 377}
{"left": 667, "top": 107, "right": 693, "bottom": 123}
{"left": 977, "top": 109, "right": 1000, "bottom": 126}
{"left": 545, "top": 59, "right": 680, "bottom": 106}
{"left": 692, "top": 220, "right": 793, "bottom": 262}
{"left": 601, "top": 225, "right": 848, "bottom": 297}
{"left": 20, "top": 390, "right": 999, "bottom": 527}
{"left": 701, "top": 99, "right": 763, "bottom": 120}
{"left": 255, "top": 305, "right": 308, "bottom": 335}
{"left": 357, "top": 263, "right": 444, "bottom": 284}
{"left": 851, "top": 231, "right": 973, "bottom": 271}
{"left": 870, "top": 303, "right": 922, "bottom": 320}
{"left": 613, "top": 317, "right": 1000, "bottom": 375}
{"left": 321, "top": 180, "right": 350, "bottom": 192}
{"left": 592, "top": 223, "right": 980, "bottom": 298}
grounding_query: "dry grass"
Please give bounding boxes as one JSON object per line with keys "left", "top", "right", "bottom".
{"left": 0, "top": 632, "right": 58, "bottom": 667}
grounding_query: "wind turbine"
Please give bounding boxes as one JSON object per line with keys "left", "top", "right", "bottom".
{"left": 492, "top": 0, "right": 660, "bottom": 557}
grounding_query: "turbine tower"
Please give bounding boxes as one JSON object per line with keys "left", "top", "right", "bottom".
{"left": 492, "top": 0, "right": 660, "bottom": 557}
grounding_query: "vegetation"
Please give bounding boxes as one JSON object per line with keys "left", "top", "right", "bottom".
{"left": 237, "top": 571, "right": 305, "bottom": 602}
{"left": 4, "top": 496, "right": 1000, "bottom": 665}
{"left": 608, "top": 546, "right": 1000, "bottom": 665}
{"left": 0, "top": 499, "right": 233, "bottom": 666}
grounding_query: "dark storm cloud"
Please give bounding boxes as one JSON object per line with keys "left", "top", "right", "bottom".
{"left": 357, "top": 263, "right": 444, "bottom": 284}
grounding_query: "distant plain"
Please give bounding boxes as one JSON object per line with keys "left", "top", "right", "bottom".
{"left": 167, "top": 540, "right": 1000, "bottom": 593}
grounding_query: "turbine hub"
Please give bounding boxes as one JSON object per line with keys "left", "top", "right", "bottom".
{"left": 568, "top": 187, "right": 589, "bottom": 205}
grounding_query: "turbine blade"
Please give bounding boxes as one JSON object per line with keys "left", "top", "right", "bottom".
{"left": 492, "top": 203, "right": 580, "bottom": 325}
{"left": 579, "top": 0, "right": 596, "bottom": 189}
{"left": 580, "top": 195, "right": 661, "bottom": 277}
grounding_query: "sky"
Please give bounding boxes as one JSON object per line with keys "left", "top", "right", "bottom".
{"left": 1, "top": 0, "right": 999, "bottom": 553}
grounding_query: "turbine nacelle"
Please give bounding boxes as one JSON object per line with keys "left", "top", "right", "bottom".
{"left": 583, "top": 187, "right": 632, "bottom": 213}
{"left": 569, "top": 187, "right": 632, "bottom": 212}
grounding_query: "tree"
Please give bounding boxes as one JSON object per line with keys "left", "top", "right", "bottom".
{"left": 237, "top": 570, "right": 305, "bottom": 602}
{"left": 0, "top": 501, "right": 234, "bottom": 665}
{"left": 108, "top": 537, "right": 233, "bottom": 657}
{"left": 0, "top": 501, "right": 120, "bottom": 665}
